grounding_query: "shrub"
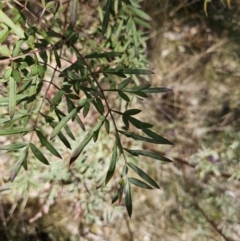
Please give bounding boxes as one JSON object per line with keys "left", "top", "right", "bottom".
{"left": 0, "top": 0, "right": 172, "bottom": 221}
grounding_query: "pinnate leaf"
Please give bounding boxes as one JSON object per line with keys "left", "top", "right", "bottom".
{"left": 118, "top": 90, "right": 130, "bottom": 102}
{"left": 142, "top": 128, "right": 173, "bottom": 145}
{"left": 69, "top": 132, "right": 93, "bottom": 165}
{"left": 127, "top": 162, "right": 160, "bottom": 189}
{"left": 30, "top": 143, "right": 49, "bottom": 165}
{"left": 49, "top": 121, "right": 71, "bottom": 149}
{"left": 0, "top": 127, "right": 32, "bottom": 136}
{"left": 50, "top": 108, "right": 78, "bottom": 140}
{"left": 125, "top": 181, "right": 132, "bottom": 217}
{"left": 11, "top": 146, "right": 29, "bottom": 182}
{"left": 124, "top": 149, "right": 172, "bottom": 162}
{"left": 105, "top": 142, "right": 118, "bottom": 185}
{"left": 128, "top": 116, "right": 153, "bottom": 129}
{"left": 118, "top": 78, "right": 131, "bottom": 89}
{"left": 128, "top": 177, "right": 153, "bottom": 189}
{"left": 36, "top": 130, "right": 62, "bottom": 159}
{"left": 102, "top": 0, "right": 112, "bottom": 34}
{"left": 0, "top": 142, "right": 27, "bottom": 151}
{"left": 124, "top": 109, "right": 141, "bottom": 116}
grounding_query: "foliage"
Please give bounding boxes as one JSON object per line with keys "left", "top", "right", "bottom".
{"left": 0, "top": 0, "right": 172, "bottom": 224}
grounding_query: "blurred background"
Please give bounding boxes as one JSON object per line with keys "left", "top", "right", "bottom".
{"left": 1, "top": 0, "right": 240, "bottom": 240}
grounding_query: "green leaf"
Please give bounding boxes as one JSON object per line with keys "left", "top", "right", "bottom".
{"left": 37, "top": 65, "right": 45, "bottom": 78}
{"left": 0, "top": 23, "right": 10, "bottom": 44}
{"left": 119, "top": 130, "right": 163, "bottom": 144}
{"left": 0, "top": 9, "right": 24, "bottom": 38}
{"left": 118, "top": 90, "right": 130, "bottom": 102}
{"left": 127, "top": 162, "right": 160, "bottom": 189}
{"left": 46, "top": 1, "right": 55, "bottom": 9}
{"left": 131, "top": 21, "right": 139, "bottom": 58}
{"left": 115, "top": 132, "right": 123, "bottom": 154}
{"left": 204, "top": 0, "right": 211, "bottom": 16}
{"left": 124, "top": 109, "right": 141, "bottom": 116}
{"left": 50, "top": 108, "right": 78, "bottom": 140}
{"left": 78, "top": 97, "right": 94, "bottom": 107}
{"left": 27, "top": 75, "right": 37, "bottom": 112}
{"left": 124, "top": 149, "right": 172, "bottom": 162}
{"left": 27, "top": 35, "right": 35, "bottom": 49}
{"left": 121, "top": 165, "right": 128, "bottom": 178}
{"left": 142, "top": 128, "right": 173, "bottom": 145}
{"left": 31, "top": 65, "right": 38, "bottom": 76}
{"left": 51, "top": 90, "right": 65, "bottom": 107}
{"left": 105, "top": 119, "right": 110, "bottom": 134}
{"left": 4, "top": 68, "right": 12, "bottom": 80}
{"left": 124, "top": 84, "right": 151, "bottom": 92}
{"left": 69, "top": 132, "right": 94, "bottom": 165}
{"left": 64, "top": 124, "right": 75, "bottom": 140}
{"left": 36, "top": 130, "right": 62, "bottom": 159}
{"left": 102, "top": 0, "right": 112, "bottom": 34}
{"left": 75, "top": 115, "right": 85, "bottom": 131}
{"left": 11, "top": 146, "right": 29, "bottom": 182}
{"left": 86, "top": 52, "right": 123, "bottom": 58}
{"left": 133, "top": 91, "right": 148, "bottom": 98}
{"left": 142, "top": 87, "right": 172, "bottom": 94}
{"left": 128, "top": 177, "right": 153, "bottom": 189}
{"left": 122, "top": 69, "right": 154, "bottom": 75}
{"left": 133, "top": 17, "right": 151, "bottom": 29}
{"left": 0, "top": 113, "right": 27, "bottom": 124}
{"left": 66, "top": 93, "right": 80, "bottom": 100}
{"left": 122, "top": 115, "right": 129, "bottom": 129}
{"left": 49, "top": 121, "right": 71, "bottom": 149}
{"left": 12, "top": 69, "right": 22, "bottom": 82}
{"left": 128, "top": 5, "right": 152, "bottom": 21}
{"left": 83, "top": 102, "right": 90, "bottom": 117}
{"left": 104, "top": 68, "right": 127, "bottom": 78}
{"left": 112, "top": 187, "right": 124, "bottom": 204}
{"left": 95, "top": 97, "right": 105, "bottom": 114}
{"left": 0, "top": 142, "right": 27, "bottom": 151}
{"left": 53, "top": 49, "right": 61, "bottom": 68}
{"left": 115, "top": 19, "right": 123, "bottom": 37}
{"left": 93, "top": 129, "right": 100, "bottom": 142}
{"left": 128, "top": 116, "right": 153, "bottom": 129}
{"left": 0, "top": 44, "right": 11, "bottom": 56}
{"left": 9, "top": 77, "right": 16, "bottom": 119}
{"left": 69, "top": 32, "right": 79, "bottom": 45}
{"left": 118, "top": 78, "right": 131, "bottom": 89}
{"left": 105, "top": 142, "right": 118, "bottom": 185}
{"left": 30, "top": 143, "right": 50, "bottom": 165}
{"left": 0, "top": 127, "right": 32, "bottom": 136}
{"left": 12, "top": 39, "right": 24, "bottom": 57}
{"left": 125, "top": 181, "right": 132, "bottom": 217}
{"left": 126, "top": 17, "right": 132, "bottom": 34}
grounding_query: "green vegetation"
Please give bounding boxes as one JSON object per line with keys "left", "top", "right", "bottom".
{"left": 0, "top": 0, "right": 172, "bottom": 239}
{"left": 0, "top": 0, "right": 240, "bottom": 240}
